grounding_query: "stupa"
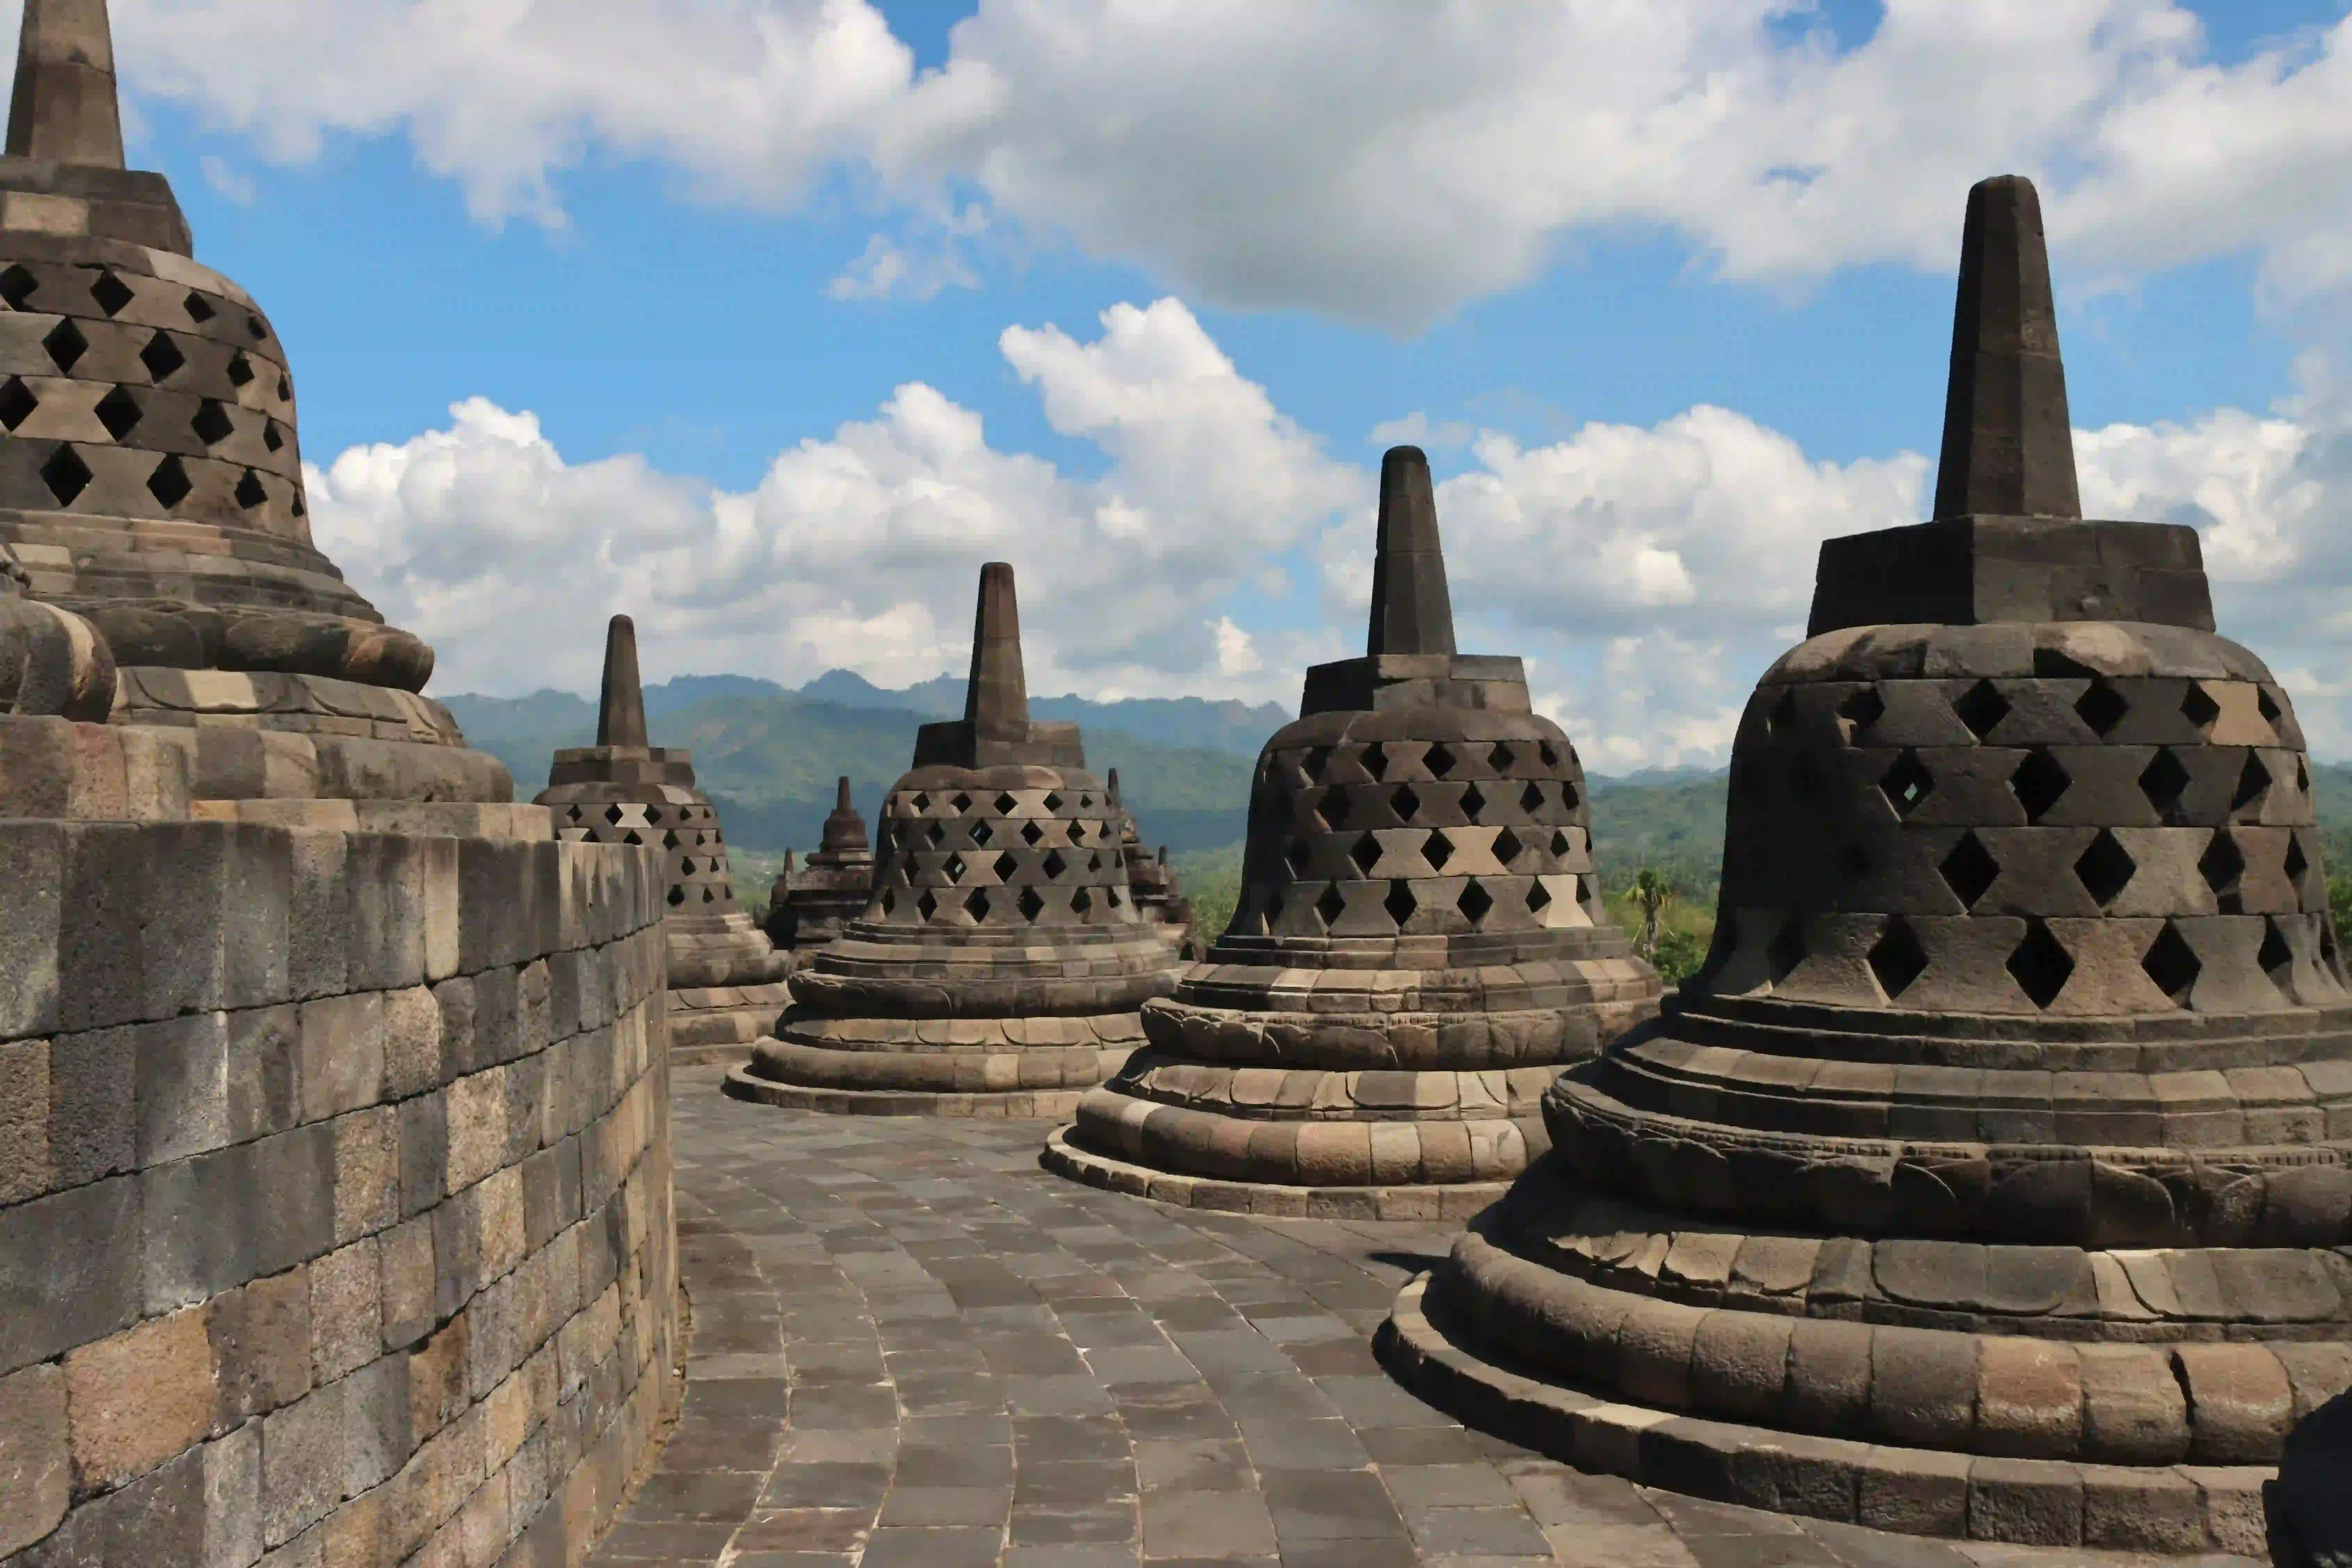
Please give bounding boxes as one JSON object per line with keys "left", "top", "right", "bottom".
{"left": 762, "top": 774, "right": 875, "bottom": 953}
{"left": 1045, "top": 448, "right": 1662, "bottom": 1217}
{"left": 1106, "top": 766, "right": 1200, "bottom": 959}
{"left": 1378, "top": 177, "right": 2352, "bottom": 1556}
{"left": 0, "top": 0, "right": 503, "bottom": 804}
{"left": 536, "top": 614, "right": 789, "bottom": 1061}
{"left": 726, "top": 561, "right": 1182, "bottom": 1115}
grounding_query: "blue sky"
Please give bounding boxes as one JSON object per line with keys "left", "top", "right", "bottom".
{"left": 85, "top": 0, "right": 2352, "bottom": 768}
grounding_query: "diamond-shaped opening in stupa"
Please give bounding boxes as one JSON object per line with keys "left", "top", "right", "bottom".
{"left": 1953, "top": 680, "right": 2011, "bottom": 742}
{"left": 1939, "top": 832, "right": 1999, "bottom": 909}
{"left": 2007, "top": 920, "right": 2075, "bottom": 1008}
{"left": 2010, "top": 749, "right": 2071, "bottom": 824}
{"left": 1422, "top": 831, "right": 1454, "bottom": 873}
{"left": 1458, "top": 879, "right": 1494, "bottom": 927}
{"left": 1879, "top": 751, "right": 1934, "bottom": 818}
{"left": 1349, "top": 834, "right": 1381, "bottom": 876}
{"left": 1867, "top": 917, "right": 1930, "bottom": 999}
{"left": 2260, "top": 918, "right": 2295, "bottom": 994}
{"left": 89, "top": 270, "right": 134, "bottom": 317}
{"left": 2142, "top": 922, "right": 2201, "bottom": 1005}
{"left": 2182, "top": 683, "right": 2221, "bottom": 734}
{"left": 2074, "top": 830, "right": 2137, "bottom": 908}
{"left": 1385, "top": 881, "right": 1418, "bottom": 929}
{"left": 2076, "top": 680, "right": 2128, "bottom": 737}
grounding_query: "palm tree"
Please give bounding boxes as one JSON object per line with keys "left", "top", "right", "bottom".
{"left": 1627, "top": 869, "right": 1674, "bottom": 956}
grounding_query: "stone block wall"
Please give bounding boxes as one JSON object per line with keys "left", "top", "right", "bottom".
{"left": 0, "top": 808, "right": 678, "bottom": 1568}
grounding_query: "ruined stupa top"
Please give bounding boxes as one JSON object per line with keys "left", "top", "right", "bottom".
{"left": 910, "top": 562, "right": 1085, "bottom": 769}
{"left": 1807, "top": 174, "right": 2212, "bottom": 635}
{"left": 1297, "top": 446, "right": 1529, "bottom": 715}
{"left": 810, "top": 775, "right": 870, "bottom": 865}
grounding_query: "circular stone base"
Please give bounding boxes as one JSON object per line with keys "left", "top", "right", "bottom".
{"left": 669, "top": 983, "right": 792, "bottom": 1066}
{"left": 721, "top": 1067, "right": 1091, "bottom": 1119}
{"left": 1374, "top": 1273, "right": 2270, "bottom": 1556}
{"left": 1041, "top": 1126, "right": 1512, "bottom": 1221}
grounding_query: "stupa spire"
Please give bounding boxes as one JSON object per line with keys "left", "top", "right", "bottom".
{"left": 595, "top": 615, "right": 648, "bottom": 749}
{"left": 1367, "top": 445, "right": 1456, "bottom": 656}
{"left": 834, "top": 774, "right": 854, "bottom": 813}
{"left": 1931, "top": 174, "right": 2080, "bottom": 521}
{"left": 6, "top": 0, "right": 125, "bottom": 168}
{"left": 964, "top": 561, "right": 1031, "bottom": 743}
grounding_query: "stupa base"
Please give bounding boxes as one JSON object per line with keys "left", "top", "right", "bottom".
{"left": 722, "top": 1066, "right": 1097, "bottom": 1120}
{"left": 1377, "top": 1271, "right": 2270, "bottom": 1555}
{"left": 1041, "top": 1125, "right": 1511, "bottom": 1219}
{"left": 668, "top": 982, "right": 793, "bottom": 1065}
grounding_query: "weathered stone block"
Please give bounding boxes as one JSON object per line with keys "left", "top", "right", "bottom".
{"left": 309, "top": 1239, "right": 383, "bottom": 1383}
{"left": 332, "top": 1107, "right": 398, "bottom": 1244}
{"left": 0, "top": 1175, "right": 140, "bottom": 1375}
{"left": 209, "top": 1268, "right": 313, "bottom": 1424}
{"left": 63, "top": 1304, "right": 215, "bottom": 1491}
{"left": 228, "top": 1006, "right": 302, "bottom": 1144}
{"left": 0, "top": 1038, "right": 51, "bottom": 1206}
{"left": 0, "top": 1362, "right": 71, "bottom": 1555}
{"left": 298, "top": 994, "right": 384, "bottom": 1125}
{"left": 47, "top": 1025, "right": 134, "bottom": 1188}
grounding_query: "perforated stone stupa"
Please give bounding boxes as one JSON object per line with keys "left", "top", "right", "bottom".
{"left": 1045, "top": 448, "right": 1662, "bottom": 1217}
{"left": 1378, "top": 177, "right": 2352, "bottom": 1556}
{"left": 0, "top": 0, "right": 503, "bottom": 804}
{"left": 536, "top": 614, "right": 789, "bottom": 1062}
{"left": 726, "top": 562, "right": 1182, "bottom": 1116}
{"left": 763, "top": 774, "right": 875, "bottom": 954}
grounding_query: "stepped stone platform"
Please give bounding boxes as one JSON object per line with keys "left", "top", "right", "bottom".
{"left": 1380, "top": 174, "right": 2352, "bottom": 1554}
{"left": 1048, "top": 447, "right": 1661, "bottom": 1215}
{"left": 765, "top": 775, "right": 877, "bottom": 956}
{"left": 581, "top": 1067, "right": 2264, "bottom": 1568}
{"left": 536, "top": 615, "right": 790, "bottom": 1065}
{"left": 727, "top": 563, "right": 1181, "bottom": 1117}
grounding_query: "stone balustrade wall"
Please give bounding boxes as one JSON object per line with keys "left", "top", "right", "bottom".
{"left": 0, "top": 800, "right": 678, "bottom": 1568}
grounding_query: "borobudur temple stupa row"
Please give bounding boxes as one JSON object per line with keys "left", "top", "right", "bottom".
{"left": 726, "top": 563, "right": 1185, "bottom": 1115}
{"left": 1045, "top": 447, "right": 1663, "bottom": 1217}
{"left": 1375, "top": 176, "right": 2352, "bottom": 1557}
{"left": 763, "top": 774, "right": 876, "bottom": 955}
{"left": 536, "top": 614, "right": 791, "bottom": 1062}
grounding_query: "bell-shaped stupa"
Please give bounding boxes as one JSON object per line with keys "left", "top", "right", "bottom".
{"left": 1379, "top": 178, "right": 2352, "bottom": 1555}
{"left": 0, "top": 0, "right": 503, "bottom": 802}
{"left": 536, "top": 615, "right": 789, "bottom": 1060}
{"left": 763, "top": 773, "right": 875, "bottom": 953}
{"left": 1046, "top": 449, "right": 1662, "bottom": 1217}
{"left": 727, "top": 562, "right": 1182, "bottom": 1115}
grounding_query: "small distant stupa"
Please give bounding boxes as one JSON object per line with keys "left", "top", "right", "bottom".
{"left": 764, "top": 774, "right": 875, "bottom": 953}
{"left": 1106, "top": 767, "right": 1198, "bottom": 959}
{"left": 727, "top": 562, "right": 1182, "bottom": 1115}
{"left": 535, "top": 615, "right": 790, "bottom": 1061}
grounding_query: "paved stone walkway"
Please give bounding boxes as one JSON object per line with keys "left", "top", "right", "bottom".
{"left": 588, "top": 1069, "right": 2263, "bottom": 1568}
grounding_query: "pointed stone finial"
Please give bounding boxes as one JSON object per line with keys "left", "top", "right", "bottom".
{"left": 1367, "top": 446, "right": 1456, "bottom": 656}
{"left": 596, "top": 614, "right": 648, "bottom": 749}
{"left": 1931, "top": 175, "right": 2081, "bottom": 522}
{"left": 1107, "top": 768, "right": 1122, "bottom": 805}
{"left": 819, "top": 774, "right": 868, "bottom": 856}
{"left": 964, "top": 561, "right": 1031, "bottom": 744}
{"left": 6, "top": 0, "right": 125, "bottom": 168}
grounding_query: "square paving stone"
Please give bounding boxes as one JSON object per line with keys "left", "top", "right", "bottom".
{"left": 1139, "top": 1488, "right": 1278, "bottom": 1559}
{"left": 593, "top": 1520, "right": 738, "bottom": 1560}
{"left": 759, "top": 1463, "right": 893, "bottom": 1510}
{"left": 1015, "top": 1414, "right": 1129, "bottom": 1463}
{"left": 1016, "top": 1461, "right": 1137, "bottom": 1509}
{"left": 1261, "top": 1467, "right": 1407, "bottom": 1541}
{"left": 878, "top": 1486, "right": 1013, "bottom": 1527}
{"left": 858, "top": 1526, "right": 1006, "bottom": 1568}
{"left": 780, "top": 1427, "right": 897, "bottom": 1464}
{"left": 729, "top": 1509, "right": 875, "bottom": 1553}
{"left": 784, "top": 1383, "right": 902, "bottom": 1429}
{"left": 1381, "top": 1463, "right": 1520, "bottom": 1509}
{"left": 1007, "top": 1501, "right": 1140, "bottom": 1547}
{"left": 897, "top": 1442, "right": 1016, "bottom": 1486}
{"left": 1358, "top": 1427, "right": 1486, "bottom": 1467}
{"left": 1402, "top": 1505, "right": 1554, "bottom": 1557}
{"left": 1235, "top": 1417, "right": 1370, "bottom": 1471}
{"left": 631, "top": 1468, "right": 768, "bottom": 1521}
{"left": 1135, "top": 1438, "right": 1254, "bottom": 1493}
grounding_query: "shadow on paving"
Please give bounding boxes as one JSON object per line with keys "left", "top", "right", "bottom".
{"left": 586, "top": 1067, "right": 2263, "bottom": 1568}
